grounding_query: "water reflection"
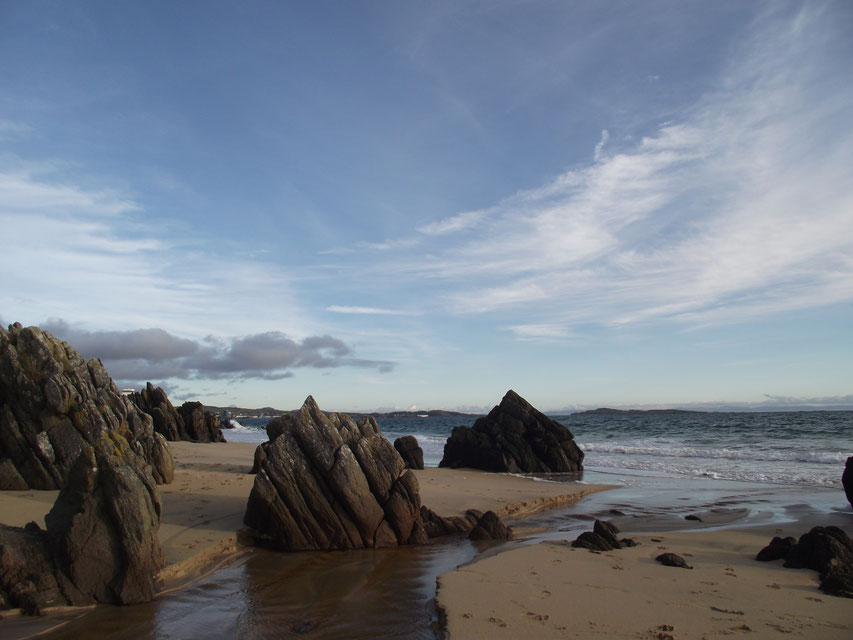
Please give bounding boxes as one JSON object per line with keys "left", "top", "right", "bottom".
{"left": 41, "top": 540, "right": 477, "bottom": 640}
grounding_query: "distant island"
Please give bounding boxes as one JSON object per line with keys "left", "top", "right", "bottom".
{"left": 204, "top": 405, "right": 482, "bottom": 419}
{"left": 571, "top": 407, "right": 707, "bottom": 416}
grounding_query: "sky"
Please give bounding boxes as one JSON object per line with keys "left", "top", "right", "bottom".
{"left": 1, "top": 0, "right": 852, "bottom": 412}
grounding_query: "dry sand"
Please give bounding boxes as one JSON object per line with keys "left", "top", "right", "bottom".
{"left": 437, "top": 524, "right": 853, "bottom": 639}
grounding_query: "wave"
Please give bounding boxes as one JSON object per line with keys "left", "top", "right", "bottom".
{"left": 578, "top": 442, "right": 848, "bottom": 465}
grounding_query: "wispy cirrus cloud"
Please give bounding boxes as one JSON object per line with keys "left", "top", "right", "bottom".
{"left": 326, "top": 305, "right": 418, "bottom": 316}
{"left": 374, "top": 4, "right": 853, "bottom": 338}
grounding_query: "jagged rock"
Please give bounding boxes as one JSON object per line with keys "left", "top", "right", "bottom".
{"left": 176, "top": 402, "right": 225, "bottom": 443}
{"left": 756, "top": 527, "right": 853, "bottom": 598}
{"left": 469, "top": 510, "right": 513, "bottom": 541}
{"left": 1, "top": 431, "right": 165, "bottom": 612}
{"left": 571, "top": 519, "right": 626, "bottom": 551}
{"left": 439, "top": 390, "right": 583, "bottom": 473}
{"left": 129, "top": 383, "right": 182, "bottom": 441}
{"left": 394, "top": 435, "right": 424, "bottom": 470}
{"left": 243, "top": 396, "right": 427, "bottom": 551}
{"left": 656, "top": 552, "right": 693, "bottom": 569}
{"left": 421, "top": 506, "right": 482, "bottom": 538}
{"left": 843, "top": 457, "right": 853, "bottom": 509}
{"left": 756, "top": 536, "right": 797, "bottom": 562}
{"left": 0, "top": 324, "right": 174, "bottom": 489}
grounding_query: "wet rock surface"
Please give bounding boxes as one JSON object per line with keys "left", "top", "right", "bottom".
{"left": 468, "top": 510, "right": 513, "bottom": 541}
{"left": 244, "top": 396, "right": 428, "bottom": 551}
{"left": 0, "top": 323, "right": 174, "bottom": 489}
{"left": 572, "top": 519, "right": 635, "bottom": 552}
{"left": 439, "top": 390, "right": 583, "bottom": 473}
{"left": 843, "top": 456, "right": 853, "bottom": 509}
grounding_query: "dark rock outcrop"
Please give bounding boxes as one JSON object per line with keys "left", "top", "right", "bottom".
{"left": 469, "top": 510, "right": 513, "bottom": 541}
{"left": 0, "top": 324, "right": 174, "bottom": 489}
{"left": 571, "top": 519, "right": 634, "bottom": 551}
{"left": 420, "top": 506, "right": 482, "bottom": 538}
{"left": 843, "top": 457, "right": 853, "bottom": 509}
{"left": 756, "top": 536, "right": 797, "bottom": 562}
{"left": 656, "top": 552, "right": 693, "bottom": 569}
{"left": 1, "top": 429, "right": 165, "bottom": 612}
{"left": 176, "top": 401, "right": 226, "bottom": 443}
{"left": 129, "top": 383, "right": 182, "bottom": 441}
{"left": 394, "top": 435, "right": 424, "bottom": 470}
{"left": 439, "top": 390, "right": 583, "bottom": 473}
{"left": 756, "top": 526, "right": 853, "bottom": 598}
{"left": 243, "top": 396, "right": 428, "bottom": 551}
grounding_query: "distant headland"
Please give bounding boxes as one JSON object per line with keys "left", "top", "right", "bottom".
{"left": 204, "top": 405, "right": 482, "bottom": 419}
{"left": 570, "top": 407, "right": 706, "bottom": 416}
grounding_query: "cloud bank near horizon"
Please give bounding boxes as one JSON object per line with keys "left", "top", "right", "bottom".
{"left": 40, "top": 319, "right": 394, "bottom": 389}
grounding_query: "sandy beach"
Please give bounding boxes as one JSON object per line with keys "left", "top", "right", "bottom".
{"left": 2, "top": 441, "right": 850, "bottom": 639}
{"left": 437, "top": 522, "right": 853, "bottom": 639}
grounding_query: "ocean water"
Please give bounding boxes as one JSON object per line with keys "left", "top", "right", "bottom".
{"left": 225, "top": 411, "right": 852, "bottom": 489}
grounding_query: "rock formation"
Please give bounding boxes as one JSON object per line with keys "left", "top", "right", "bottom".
{"left": 572, "top": 519, "right": 636, "bottom": 551}
{"left": 757, "top": 526, "right": 853, "bottom": 598}
{"left": 129, "top": 385, "right": 225, "bottom": 443}
{"left": 1, "top": 424, "right": 165, "bottom": 612}
{"left": 244, "top": 396, "right": 428, "bottom": 551}
{"left": 468, "top": 510, "right": 513, "bottom": 541}
{"left": 0, "top": 323, "right": 174, "bottom": 489}
{"left": 843, "top": 456, "right": 853, "bottom": 509}
{"left": 394, "top": 435, "right": 424, "bottom": 470}
{"left": 656, "top": 553, "right": 693, "bottom": 569}
{"left": 439, "top": 390, "right": 583, "bottom": 473}
{"left": 177, "top": 401, "right": 226, "bottom": 443}
{"left": 420, "top": 506, "right": 482, "bottom": 538}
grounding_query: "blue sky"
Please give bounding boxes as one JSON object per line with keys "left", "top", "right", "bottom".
{"left": 2, "top": 1, "right": 852, "bottom": 412}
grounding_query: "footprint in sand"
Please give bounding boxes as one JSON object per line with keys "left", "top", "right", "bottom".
{"left": 525, "top": 611, "right": 549, "bottom": 621}
{"left": 488, "top": 617, "right": 509, "bottom": 628}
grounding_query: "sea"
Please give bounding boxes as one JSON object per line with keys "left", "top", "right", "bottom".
{"left": 30, "top": 411, "right": 852, "bottom": 640}
{"left": 225, "top": 410, "right": 851, "bottom": 489}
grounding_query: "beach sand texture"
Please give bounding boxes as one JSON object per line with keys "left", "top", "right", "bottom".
{"left": 438, "top": 526, "right": 853, "bottom": 639}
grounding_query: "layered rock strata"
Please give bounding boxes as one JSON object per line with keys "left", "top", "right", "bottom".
{"left": 394, "top": 435, "right": 424, "bottom": 470}
{"left": 0, "top": 427, "right": 165, "bottom": 612}
{"left": 439, "top": 390, "right": 583, "bottom": 473}
{"left": 129, "top": 385, "right": 225, "bottom": 443}
{"left": 0, "top": 324, "right": 174, "bottom": 489}
{"left": 244, "top": 397, "right": 428, "bottom": 550}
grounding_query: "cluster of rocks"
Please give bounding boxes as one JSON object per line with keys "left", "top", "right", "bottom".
{"left": 756, "top": 526, "right": 853, "bottom": 598}
{"left": 421, "top": 506, "right": 513, "bottom": 541}
{"left": 129, "top": 383, "right": 225, "bottom": 443}
{"left": 439, "top": 390, "right": 583, "bottom": 473}
{"left": 571, "top": 519, "right": 636, "bottom": 551}
{"left": 0, "top": 324, "right": 174, "bottom": 490}
{"left": 244, "top": 396, "right": 428, "bottom": 550}
{"left": 0, "top": 324, "right": 167, "bottom": 613}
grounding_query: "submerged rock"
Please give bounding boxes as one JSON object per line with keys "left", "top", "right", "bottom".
{"left": 439, "top": 390, "right": 583, "bottom": 473}
{"left": 394, "top": 435, "right": 424, "bottom": 470}
{"left": 0, "top": 323, "right": 174, "bottom": 489}
{"left": 244, "top": 396, "right": 427, "bottom": 551}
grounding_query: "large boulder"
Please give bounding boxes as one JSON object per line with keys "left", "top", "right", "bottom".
{"left": 1, "top": 429, "right": 165, "bottom": 612}
{"left": 177, "top": 401, "right": 226, "bottom": 443}
{"left": 0, "top": 323, "right": 174, "bottom": 489}
{"left": 394, "top": 435, "right": 424, "bottom": 470}
{"left": 244, "top": 396, "right": 428, "bottom": 551}
{"left": 439, "top": 390, "right": 583, "bottom": 473}
{"left": 843, "top": 457, "right": 853, "bottom": 509}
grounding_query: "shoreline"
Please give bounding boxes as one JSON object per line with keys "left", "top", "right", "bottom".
{"left": 2, "top": 441, "right": 849, "bottom": 639}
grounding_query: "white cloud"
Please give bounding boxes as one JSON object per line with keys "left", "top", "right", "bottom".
{"left": 384, "top": 4, "right": 853, "bottom": 336}
{"left": 417, "top": 209, "right": 485, "bottom": 235}
{"left": 592, "top": 128, "right": 609, "bottom": 162}
{"left": 326, "top": 305, "right": 418, "bottom": 316}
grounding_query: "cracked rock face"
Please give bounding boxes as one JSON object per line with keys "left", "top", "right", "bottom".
{"left": 439, "top": 390, "right": 584, "bottom": 473}
{"left": 0, "top": 323, "right": 174, "bottom": 489}
{"left": 244, "top": 396, "right": 428, "bottom": 551}
{"left": 129, "top": 384, "right": 225, "bottom": 443}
